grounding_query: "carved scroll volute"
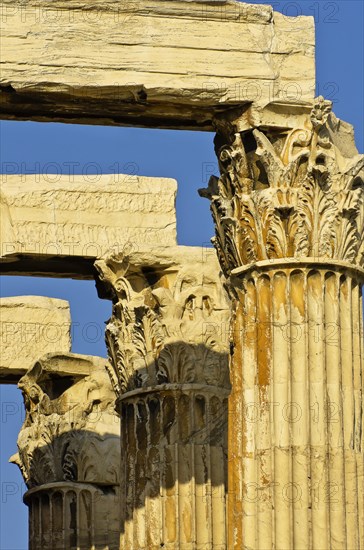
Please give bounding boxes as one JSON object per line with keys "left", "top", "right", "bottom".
{"left": 200, "top": 97, "right": 364, "bottom": 277}
{"left": 95, "top": 253, "right": 231, "bottom": 399}
{"left": 13, "top": 359, "right": 119, "bottom": 489}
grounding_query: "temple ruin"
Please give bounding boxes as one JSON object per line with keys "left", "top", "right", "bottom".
{"left": 0, "top": 0, "right": 363, "bottom": 548}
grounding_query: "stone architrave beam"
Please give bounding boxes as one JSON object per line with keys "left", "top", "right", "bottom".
{"left": 0, "top": 296, "right": 71, "bottom": 382}
{"left": 0, "top": 0, "right": 315, "bottom": 130}
{"left": 0, "top": 173, "right": 177, "bottom": 277}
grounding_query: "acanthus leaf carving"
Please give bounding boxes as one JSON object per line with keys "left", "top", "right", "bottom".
{"left": 14, "top": 357, "right": 120, "bottom": 489}
{"left": 95, "top": 253, "right": 231, "bottom": 396}
{"left": 200, "top": 97, "right": 364, "bottom": 276}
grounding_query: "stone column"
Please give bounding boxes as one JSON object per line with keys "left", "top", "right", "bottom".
{"left": 12, "top": 353, "right": 121, "bottom": 550}
{"left": 24, "top": 482, "right": 118, "bottom": 550}
{"left": 96, "top": 250, "right": 231, "bottom": 549}
{"left": 201, "top": 98, "right": 364, "bottom": 549}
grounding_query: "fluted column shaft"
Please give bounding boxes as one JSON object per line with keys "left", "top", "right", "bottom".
{"left": 201, "top": 98, "right": 364, "bottom": 548}
{"left": 25, "top": 482, "right": 120, "bottom": 550}
{"left": 118, "top": 384, "right": 228, "bottom": 550}
{"left": 95, "top": 252, "right": 231, "bottom": 549}
{"left": 228, "top": 261, "right": 364, "bottom": 549}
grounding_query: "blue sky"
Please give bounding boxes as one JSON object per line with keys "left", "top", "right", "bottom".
{"left": 0, "top": 2, "right": 363, "bottom": 548}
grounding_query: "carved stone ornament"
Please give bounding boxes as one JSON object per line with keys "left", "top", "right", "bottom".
{"left": 12, "top": 354, "right": 120, "bottom": 489}
{"left": 199, "top": 98, "right": 364, "bottom": 550}
{"left": 200, "top": 97, "right": 364, "bottom": 278}
{"left": 95, "top": 252, "right": 230, "bottom": 398}
{"left": 95, "top": 251, "right": 231, "bottom": 548}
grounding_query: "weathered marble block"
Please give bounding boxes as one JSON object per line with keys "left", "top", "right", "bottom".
{"left": 0, "top": 173, "right": 177, "bottom": 277}
{"left": 0, "top": 0, "right": 315, "bottom": 129}
{"left": 0, "top": 296, "right": 71, "bottom": 381}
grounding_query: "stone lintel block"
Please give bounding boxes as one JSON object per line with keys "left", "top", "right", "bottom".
{"left": 30, "top": 352, "right": 107, "bottom": 380}
{"left": 0, "top": 0, "right": 315, "bottom": 129}
{"left": 0, "top": 296, "right": 71, "bottom": 382}
{"left": 0, "top": 173, "right": 177, "bottom": 277}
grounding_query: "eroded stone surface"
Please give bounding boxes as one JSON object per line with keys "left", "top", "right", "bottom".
{"left": 0, "top": 173, "right": 177, "bottom": 277}
{"left": 0, "top": 0, "right": 315, "bottom": 129}
{"left": 12, "top": 352, "right": 121, "bottom": 550}
{"left": 0, "top": 296, "right": 71, "bottom": 381}
{"left": 95, "top": 247, "right": 231, "bottom": 548}
{"left": 24, "top": 482, "right": 120, "bottom": 550}
{"left": 202, "top": 99, "right": 364, "bottom": 549}
{"left": 13, "top": 352, "right": 119, "bottom": 487}
{"left": 201, "top": 97, "right": 364, "bottom": 277}
{"left": 225, "top": 264, "right": 364, "bottom": 550}
{"left": 96, "top": 246, "right": 231, "bottom": 396}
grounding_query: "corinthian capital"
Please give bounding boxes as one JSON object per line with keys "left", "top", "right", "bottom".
{"left": 95, "top": 248, "right": 230, "bottom": 399}
{"left": 13, "top": 353, "right": 120, "bottom": 489}
{"left": 200, "top": 98, "right": 364, "bottom": 277}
